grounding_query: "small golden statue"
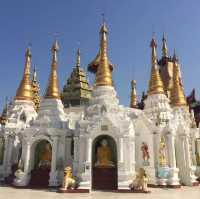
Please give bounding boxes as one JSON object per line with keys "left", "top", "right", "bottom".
{"left": 129, "top": 168, "right": 149, "bottom": 193}
{"left": 95, "top": 139, "right": 114, "bottom": 168}
{"left": 61, "top": 167, "right": 77, "bottom": 190}
{"left": 38, "top": 143, "right": 52, "bottom": 168}
{"left": 159, "top": 137, "right": 167, "bottom": 167}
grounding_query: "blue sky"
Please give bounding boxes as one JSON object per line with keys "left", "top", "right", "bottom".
{"left": 0, "top": 0, "right": 200, "bottom": 110}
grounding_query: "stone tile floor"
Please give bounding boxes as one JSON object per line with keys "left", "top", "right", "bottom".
{"left": 0, "top": 186, "right": 200, "bottom": 199}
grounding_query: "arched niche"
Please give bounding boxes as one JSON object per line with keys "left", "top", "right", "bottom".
{"left": 29, "top": 139, "right": 52, "bottom": 187}
{"left": 92, "top": 135, "right": 118, "bottom": 190}
{"left": 34, "top": 140, "right": 52, "bottom": 169}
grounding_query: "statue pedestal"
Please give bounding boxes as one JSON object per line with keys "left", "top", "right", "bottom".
{"left": 167, "top": 167, "right": 180, "bottom": 187}
{"left": 92, "top": 167, "right": 117, "bottom": 190}
{"left": 13, "top": 172, "right": 31, "bottom": 187}
{"left": 157, "top": 167, "right": 170, "bottom": 186}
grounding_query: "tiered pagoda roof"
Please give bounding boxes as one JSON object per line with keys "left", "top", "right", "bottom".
{"left": 61, "top": 49, "right": 92, "bottom": 108}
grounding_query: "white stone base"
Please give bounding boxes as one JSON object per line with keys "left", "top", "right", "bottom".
{"left": 118, "top": 180, "right": 132, "bottom": 189}
{"left": 79, "top": 181, "right": 91, "bottom": 189}
{"left": 157, "top": 178, "right": 168, "bottom": 186}
{"left": 13, "top": 172, "right": 30, "bottom": 187}
{"left": 180, "top": 166, "right": 198, "bottom": 186}
{"left": 167, "top": 167, "right": 180, "bottom": 186}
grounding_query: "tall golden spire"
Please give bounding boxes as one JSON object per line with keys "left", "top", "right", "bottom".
{"left": 162, "top": 33, "right": 168, "bottom": 57}
{"left": 45, "top": 40, "right": 60, "bottom": 99}
{"left": 130, "top": 80, "right": 138, "bottom": 108}
{"left": 76, "top": 48, "right": 81, "bottom": 67}
{"left": 148, "top": 36, "right": 165, "bottom": 95}
{"left": 31, "top": 66, "right": 40, "bottom": 111}
{"left": 95, "top": 22, "right": 113, "bottom": 86}
{"left": 171, "top": 53, "right": 187, "bottom": 106}
{"left": 15, "top": 47, "right": 33, "bottom": 101}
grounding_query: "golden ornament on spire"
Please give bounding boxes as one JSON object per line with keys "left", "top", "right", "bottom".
{"left": 95, "top": 22, "right": 113, "bottom": 86}
{"left": 45, "top": 40, "right": 60, "bottom": 99}
{"left": 148, "top": 36, "right": 165, "bottom": 95}
{"left": 15, "top": 47, "right": 33, "bottom": 101}
{"left": 171, "top": 54, "right": 187, "bottom": 106}
{"left": 31, "top": 66, "right": 40, "bottom": 112}
{"left": 162, "top": 33, "right": 168, "bottom": 57}
{"left": 130, "top": 80, "right": 138, "bottom": 108}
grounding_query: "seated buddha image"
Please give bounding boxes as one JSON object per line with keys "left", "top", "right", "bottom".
{"left": 95, "top": 139, "right": 115, "bottom": 168}
{"left": 38, "top": 142, "right": 52, "bottom": 169}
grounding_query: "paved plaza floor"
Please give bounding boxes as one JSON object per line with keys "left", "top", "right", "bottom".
{"left": 0, "top": 186, "right": 200, "bottom": 199}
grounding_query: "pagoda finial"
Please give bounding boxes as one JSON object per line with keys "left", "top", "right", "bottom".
{"left": 148, "top": 35, "right": 165, "bottom": 95}
{"left": 15, "top": 47, "right": 33, "bottom": 101}
{"left": 95, "top": 20, "right": 113, "bottom": 86}
{"left": 171, "top": 58, "right": 186, "bottom": 106}
{"left": 130, "top": 80, "right": 138, "bottom": 108}
{"left": 76, "top": 48, "right": 81, "bottom": 67}
{"left": 173, "top": 48, "right": 178, "bottom": 62}
{"left": 32, "top": 65, "right": 37, "bottom": 82}
{"left": 162, "top": 33, "right": 168, "bottom": 57}
{"left": 45, "top": 40, "right": 60, "bottom": 99}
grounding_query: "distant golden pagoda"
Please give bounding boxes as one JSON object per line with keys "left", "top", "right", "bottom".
{"left": 15, "top": 48, "right": 33, "bottom": 101}
{"left": 171, "top": 52, "right": 187, "bottom": 107}
{"left": 95, "top": 22, "right": 113, "bottom": 87}
{"left": 61, "top": 49, "right": 92, "bottom": 108}
{"left": 130, "top": 80, "right": 138, "bottom": 108}
{"left": 88, "top": 49, "right": 113, "bottom": 73}
{"left": 45, "top": 40, "right": 60, "bottom": 99}
{"left": 148, "top": 36, "right": 165, "bottom": 95}
{"left": 31, "top": 67, "right": 40, "bottom": 111}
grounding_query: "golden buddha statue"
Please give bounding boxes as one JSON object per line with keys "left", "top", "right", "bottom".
{"left": 159, "top": 137, "right": 167, "bottom": 167}
{"left": 38, "top": 143, "right": 52, "bottom": 168}
{"left": 95, "top": 139, "right": 114, "bottom": 168}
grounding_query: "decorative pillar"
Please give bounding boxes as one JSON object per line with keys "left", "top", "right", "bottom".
{"left": 87, "top": 138, "right": 92, "bottom": 163}
{"left": 73, "top": 136, "right": 79, "bottom": 174}
{"left": 24, "top": 142, "right": 31, "bottom": 173}
{"left": 5, "top": 134, "right": 14, "bottom": 176}
{"left": 49, "top": 136, "right": 59, "bottom": 186}
{"left": 2, "top": 135, "right": 10, "bottom": 176}
{"left": 178, "top": 134, "right": 197, "bottom": 186}
{"left": 184, "top": 136, "right": 192, "bottom": 167}
{"left": 167, "top": 133, "right": 180, "bottom": 186}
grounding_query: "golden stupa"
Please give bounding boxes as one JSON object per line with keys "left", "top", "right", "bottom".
{"left": 171, "top": 52, "right": 187, "bottom": 107}
{"left": 148, "top": 36, "right": 165, "bottom": 95}
{"left": 15, "top": 48, "right": 33, "bottom": 101}
{"left": 95, "top": 23, "right": 113, "bottom": 87}
{"left": 45, "top": 40, "right": 60, "bottom": 99}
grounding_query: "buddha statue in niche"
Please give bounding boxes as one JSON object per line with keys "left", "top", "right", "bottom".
{"left": 95, "top": 139, "right": 114, "bottom": 168}
{"left": 38, "top": 142, "right": 52, "bottom": 168}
